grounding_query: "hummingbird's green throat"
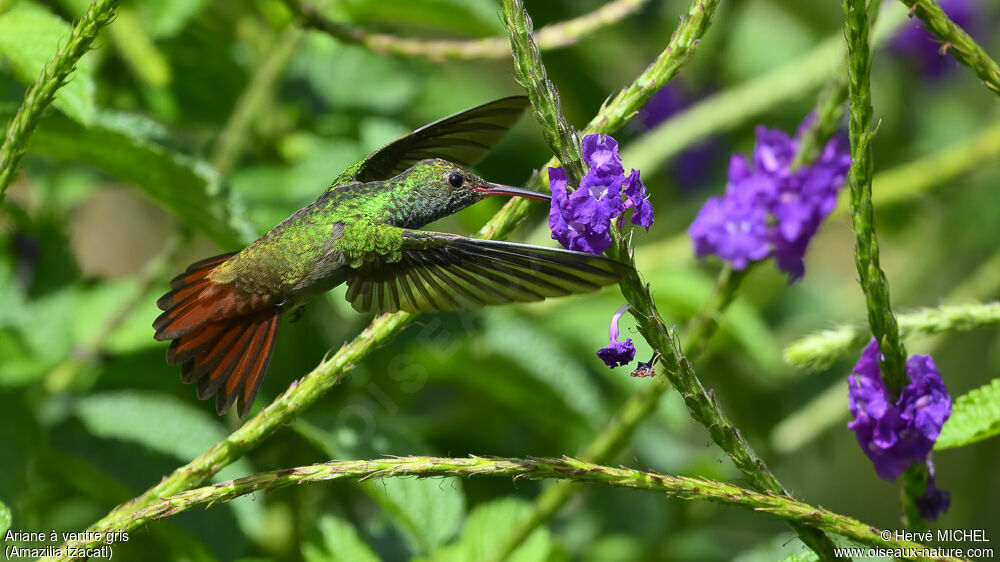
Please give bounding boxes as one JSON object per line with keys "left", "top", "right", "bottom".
{"left": 153, "top": 96, "right": 631, "bottom": 418}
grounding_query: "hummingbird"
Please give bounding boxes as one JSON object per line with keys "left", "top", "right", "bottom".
{"left": 153, "top": 96, "right": 631, "bottom": 418}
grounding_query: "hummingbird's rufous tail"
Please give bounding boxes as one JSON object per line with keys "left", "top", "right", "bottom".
{"left": 152, "top": 253, "right": 280, "bottom": 418}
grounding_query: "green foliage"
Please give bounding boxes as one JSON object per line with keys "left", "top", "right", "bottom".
{"left": 74, "top": 391, "right": 267, "bottom": 541}
{"left": 2, "top": 0, "right": 1000, "bottom": 559}
{"left": 0, "top": 498, "right": 10, "bottom": 537}
{"left": 302, "top": 514, "right": 381, "bottom": 562}
{"left": 0, "top": 2, "right": 95, "bottom": 124}
{"left": 17, "top": 110, "right": 254, "bottom": 246}
{"left": 370, "top": 477, "right": 465, "bottom": 552}
{"left": 935, "top": 378, "right": 1000, "bottom": 450}
{"left": 418, "top": 498, "right": 553, "bottom": 562}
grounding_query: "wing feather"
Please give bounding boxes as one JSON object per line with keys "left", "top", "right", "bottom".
{"left": 345, "top": 230, "right": 631, "bottom": 314}
{"left": 353, "top": 97, "right": 530, "bottom": 182}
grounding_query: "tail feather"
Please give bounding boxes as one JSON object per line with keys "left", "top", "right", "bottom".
{"left": 154, "top": 252, "right": 281, "bottom": 418}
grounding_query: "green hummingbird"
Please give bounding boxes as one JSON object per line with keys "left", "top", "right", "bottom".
{"left": 153, "top": 96, "right": 630, "bottom": 418}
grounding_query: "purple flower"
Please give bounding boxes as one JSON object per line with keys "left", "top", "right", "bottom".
{"left": 549, "top": 167, "right": 616, "bottom": 254}
{"left": 688, "top": 116, "right": 850, "bottom": 281}
{"left": 623, "top": 170, "right": 654, "bottom": 230}
{"left": 915, "top": 460, "right": 951, "bottom": 521}
{"left": 847, "top": 339, "right": 953, "bottom": 482}
{"left": 596, "top": 304, "right": 636, "bottom": 368}
{"left": 549, "top": 134, "right": 654, "bottom": 255}
{"left": 890, "top": 0, "right": 980, "bottom": 77}
{"left": 690, "top": 190, "right": 771, "bottom": 270}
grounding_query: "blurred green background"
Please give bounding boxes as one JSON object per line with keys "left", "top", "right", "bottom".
{"left": 1, "top": 0, "right": 999, "bottom": 560}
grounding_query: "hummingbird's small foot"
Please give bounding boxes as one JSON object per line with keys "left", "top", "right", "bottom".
{"left": 290, "top": 306, "right": 305, "bottom": 323}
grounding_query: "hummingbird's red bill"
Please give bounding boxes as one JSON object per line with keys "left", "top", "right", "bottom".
{"left": 473, "top": 181, "right": 551, "bottom": 201}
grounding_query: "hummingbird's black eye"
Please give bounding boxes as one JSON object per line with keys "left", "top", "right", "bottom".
{"left": 447, "top": 172, "right": 464, "bottom": 188}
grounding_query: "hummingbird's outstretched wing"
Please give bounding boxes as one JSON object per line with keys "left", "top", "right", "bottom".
{"left": 353, "top": 96, "right": 531, "bottom": 182}
{"left": 344, "top": 230, "right": 631, "bottom": 314}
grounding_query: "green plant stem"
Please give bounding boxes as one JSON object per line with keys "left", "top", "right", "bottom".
{"left": 83, "top": 456, "right": 946, "bottom": 562}
{"left": 898, "top": 0, "right": 1000, "bottom": 96}
{"left": 843, "top": 0, "right": 907, "bottom": 396}
{"left": 44, "top": 5, "right": 724, "bottom": 560}
{"left": 792, "top": 75, "right": 848, "bottom": 168}
{"left": 621, "top": 1, "right": 908, "bottom": 174}
{"left": 792, "top": 0, "right": 882, "bottom": 167}
{"left": 502, "top": 0, "right": 585, "bottom": 183}
{"left": 0, "top": 0, "right": 120, "bottom": 200}
{"left": 835, "top": 118, "right": 1000, "bottom": 214}
{"left": 499, "top": 0, "right": 839, "bottom": 559}
{"left": 284, "top": 0, "right": 649, "bottom": 62}
{"left": 775, "top": 251, "right": 1000, "bottom": 455}
{"left": 490, "top": 265, "right": 749, "bottom": 562}
{"left": 211, "top": 25, "right": 305, "bottom": 174}
{"left": 786, "top": 301, "right": 1000, "bottom": 372}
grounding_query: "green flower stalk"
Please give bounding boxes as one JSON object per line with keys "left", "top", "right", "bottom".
{"left": 46, "top": 4, "right": 729, "bottom": 559}
{"left": 96, "top": 456, "right": 947, "bottom": 561}
{"left": 843, "top": 0, "right": 908, "bottom": 396}
{"left": 502, "top": 0, "right": 586, "bottom": 183}
{"left": 787, "top": 301, "right": 1000, "bottom": 371}
{"left": 500, "top": 0, "right": 840, "bottom": 558}
{"left": 0, "top": 0, "right": 120, "bottom": 200}
{"left": 897, "top": 0, "right": 1000, "bottom": 96}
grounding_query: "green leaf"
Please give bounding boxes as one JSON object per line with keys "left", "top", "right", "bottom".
{"left": 22, "top": 111, "right": 254, "bottom": 247}
{"left": 293, "top": 35, "right": 421, "bottom": 114}
{"left": 370, "top": 477, "right": 464, "bottom": 553}
{"left": 419, "top": 498, "right": 552, "bottom": 562}
{"left": 73, "top": 391, "right": 267, "bottom": 542}
{"left": 0, "top": 2, "right": 96, "bottom": 124}
{"left": 481, "top": 308, "right": 607, "bottom": 427}
{"left": 0, "top": 497, "right": 11, "bottom": 537}
{"left": 302, "top": 514, "right": 380, "bottom": 562}
{"left": 294, "top": 419, "right": 466, "bottom": 554}
{"left": 935, "top": 378, "right": 1000, "bottom": 450}
{"left": 0, "top": 251, "right": 77, "bottom": 387}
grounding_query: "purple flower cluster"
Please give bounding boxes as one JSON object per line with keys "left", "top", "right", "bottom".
{"left": 596, "top": 304, "right": 636, "bottom": 368}
{"left": 549, "top": 134, "right": 654, "bottom": 255}
{"left": 688, "top": 117, "right": 850, "bottom": 281}
{"left": 890, "top": 0, "right": 980, "bottom": 77}
{"left": 848, "top": 339, "right": 953, "bottom": 520}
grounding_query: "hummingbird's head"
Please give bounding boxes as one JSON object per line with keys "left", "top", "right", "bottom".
{"left": 407, "top": 159, "right": 550, "bottom": 217}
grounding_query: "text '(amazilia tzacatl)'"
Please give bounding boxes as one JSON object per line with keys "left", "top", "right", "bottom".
{"left": 153, "top": 97, "right": 631, "bottom": 418}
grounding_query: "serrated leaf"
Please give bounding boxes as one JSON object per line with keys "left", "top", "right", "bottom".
{"left": 302, "top": 514, "right": 380, "bottom": 562}
{"left": 418, "top": 498, "right": 551, "bottom": 562}
{"left": 0, "top": 3, "right": 95, "bottom": 124}
{"left": 0, "top": 497, "right": 11, "bottom": 537}
{"left": 935, "top": 378, "right": 1000, "bottom": 450}
{"left": 73, "top": 391, "right": 267, "bottom": 542}
{"left": 21, "top": 111, "right": 254, "bottom": 247}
